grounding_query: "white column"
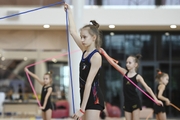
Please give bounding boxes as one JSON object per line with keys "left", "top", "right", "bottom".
{"left": 68, "top": 0, "right": 84, "bottom": 115}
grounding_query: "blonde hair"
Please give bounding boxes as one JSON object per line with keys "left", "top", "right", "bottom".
{"left": 155, "top": 69, "right": 168, "bottom": 82}
{"left": 44, "top": 70, "right": 53, "bottom": 83}
{"left": 80, "top": 20, "right": 102, "bottom": 49}
{"left": 129, "top": 54, "right": 142, "bottom": 71}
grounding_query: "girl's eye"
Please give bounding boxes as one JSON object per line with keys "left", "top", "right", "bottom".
{"left": 81, "top": 36, "right": 86, "bottom": 39}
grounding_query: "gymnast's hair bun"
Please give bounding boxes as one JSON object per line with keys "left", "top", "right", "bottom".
{"left": 90, "top": 20, "right": 99, "bottom": 28}
{"left": 47, "top": 70, "right": 53, "bottom": 75}
{"left": 136, "top": 54, "right": 142, "bottom": 60}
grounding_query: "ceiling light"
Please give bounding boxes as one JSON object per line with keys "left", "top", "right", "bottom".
{"left": 110, "top": 32, "right": 114, "bottom": 36}
{"left": 109, "top": 25, "right": 115, "bottom": 29}
{"left": 170, "top": 25, "right": 177, "bottom": 29}
{"left": 43, "top": 24, "right": 50, "bottom": 28}
{"left": 165, "top": 32, "right": 169, "bottom": 36}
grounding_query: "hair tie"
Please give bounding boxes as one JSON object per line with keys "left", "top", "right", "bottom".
{"left": 158, "top": 71, "right": 162, "bottom": 74}
{"left": 48, "top": 71, "right": 51, "bottom": 74}
{"left": 89, "top": 21, "right": 93, "bottom": 25}
{"left": 80, "top": 109, "right": 85, "bottom": 114}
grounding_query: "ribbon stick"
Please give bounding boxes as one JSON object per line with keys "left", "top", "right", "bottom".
{"left": 65, "top": 9, "right": 75, "bottom": 114}
{"left": 0, "top": 0, "right": 76, "bottom": 111}
{"left": 99, "top": 48, "right": 158, "bottom": 104}
{"left": 170, "top": 103, "right": 180, "bottom": 111}
{"left": 26, "top": 49, "right": 80, "bottom": 68}
{"left": 25, "top": 71, "right": 42, "bottom": 107}
{"left": 0, "top": 1, "right": 67, "bottom": 107}
{"left": 146, "top": 103, "right": 180, "bottom": 120}
{"left": 25, "top": 49, "right": 80, "bottom": 107}
{"left": 0, "top": 1, "right": 65, "bottom": 20}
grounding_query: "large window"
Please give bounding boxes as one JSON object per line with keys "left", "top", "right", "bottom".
{"left": 103, "top": 0, "right": 155, "bottom": 5}
{"left": 47, "top": 62, "right": 69, "bottom": 101}
{"left": 164, "top": 0, "right": 180, "bottom": 5}
{"left": 1, "top": 0, "right": 180, "bottom": 6}
{"left": 103, "top": 32, "right": 155, "bottom": 61}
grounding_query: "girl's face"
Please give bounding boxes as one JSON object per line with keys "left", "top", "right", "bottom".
{"left": 126, "top": 56, "right": 137, "bottom": 71}
{"left": 161, "top": 75, "right": 169, "bottom": 85}
{"left": 43, "top": 75, "right": 51, "bottom": 85}
{"left": 80, "top": 29, "right": 95, "bottom": 47}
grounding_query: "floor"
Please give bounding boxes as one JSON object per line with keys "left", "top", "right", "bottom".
{"left": 1, "top": 111, "right": 180, "bottom": 120}
{"left": 0, "top": 117, "right": 180, "bottom": 120}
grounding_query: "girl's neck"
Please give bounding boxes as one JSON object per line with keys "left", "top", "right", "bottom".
{"left": 159, "top": 81, "right": 166, "bottom": 85}
{"left": 86, "top": 44, "right": 96, "bottom": 52}
{"left": 128, "top": 69, "right": 136, "bottom": 74}
{"left": 86, "top": 47, "right": 96, "bottom": 53}
{"left": 45, "top": 84, "right": 51, "bottom": 87}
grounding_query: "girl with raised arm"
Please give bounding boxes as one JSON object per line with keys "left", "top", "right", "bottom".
{"left": 100, "top": 48, "right": 163, "bottom": 120}
{"left": 64, "top": 3, "right": 104, "bottom": 120}
{"left": 24, "top": 68, "right": 53, "bottom": 120}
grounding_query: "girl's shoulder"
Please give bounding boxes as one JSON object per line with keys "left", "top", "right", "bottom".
{"left": 158, "top": 84, "right": 166, "bottom": 89}
{"left": 126, "top": 71, "right": 138, "bottom": 77}
{"left": 44, "top": 85, "right": 52, "bottom": 89}
{"left": 47, "top": 86, "right": 53, "bottom": 92}
{"left": 136, "top": 74, "right": 143, "bottom": 82}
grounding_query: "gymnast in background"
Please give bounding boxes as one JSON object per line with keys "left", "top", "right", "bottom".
{"left": 154, "top": 69, "right": 170, "bottom": 120}
{"left": 24, "top": 68, "right": 53, "bottom": 120}
{"left": 100, "top": 48, "right": 163, "bottom": 120}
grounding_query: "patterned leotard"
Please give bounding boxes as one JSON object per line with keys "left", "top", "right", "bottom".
{"left": 79, "top": 49, "right": 104, "bottom": 110}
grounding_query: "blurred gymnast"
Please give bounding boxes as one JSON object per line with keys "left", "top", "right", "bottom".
{"left": 154, "top": 69, "right": 170, "bottom": 120}
{"left": 100, "top": 48, "right": 163, "bottom": 120}
{"left": 25, "top": 68, "right": 53, "bottom": 120}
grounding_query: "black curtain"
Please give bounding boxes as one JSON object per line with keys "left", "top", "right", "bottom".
{"left": 155, "top": 0, "right": 162, "bottom": 6}
{"left": 95, "top": 0, "right": 102, "bottom": 5}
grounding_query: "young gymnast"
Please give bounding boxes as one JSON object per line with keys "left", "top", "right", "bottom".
{"left": 24, "top": 68, "right": 53, "bottom": 120}
{"left": 154, "top": 69, "right": 170, "bottom": 120}
{"left": 64, "top": 3, "right": 104, "bottom": 120}
{"left": 99, "top": 48, "right": 163, "bottom": 120}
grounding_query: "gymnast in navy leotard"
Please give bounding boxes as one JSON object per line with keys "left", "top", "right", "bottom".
{"left": 64, "top": 3, "right": 104, "bottom": 120}
{"left": 80, "top": 49, "right": 104, "bottom": 111}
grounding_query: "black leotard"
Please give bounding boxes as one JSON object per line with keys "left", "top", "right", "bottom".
{"left": 123, "top": 72, "right": 142, "bottom": 112}
{"left": 41, "top": 85, "right": 52, "bottom": 112}
{"left": 154, "top": 83, "right": 165, "bottom": 114}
